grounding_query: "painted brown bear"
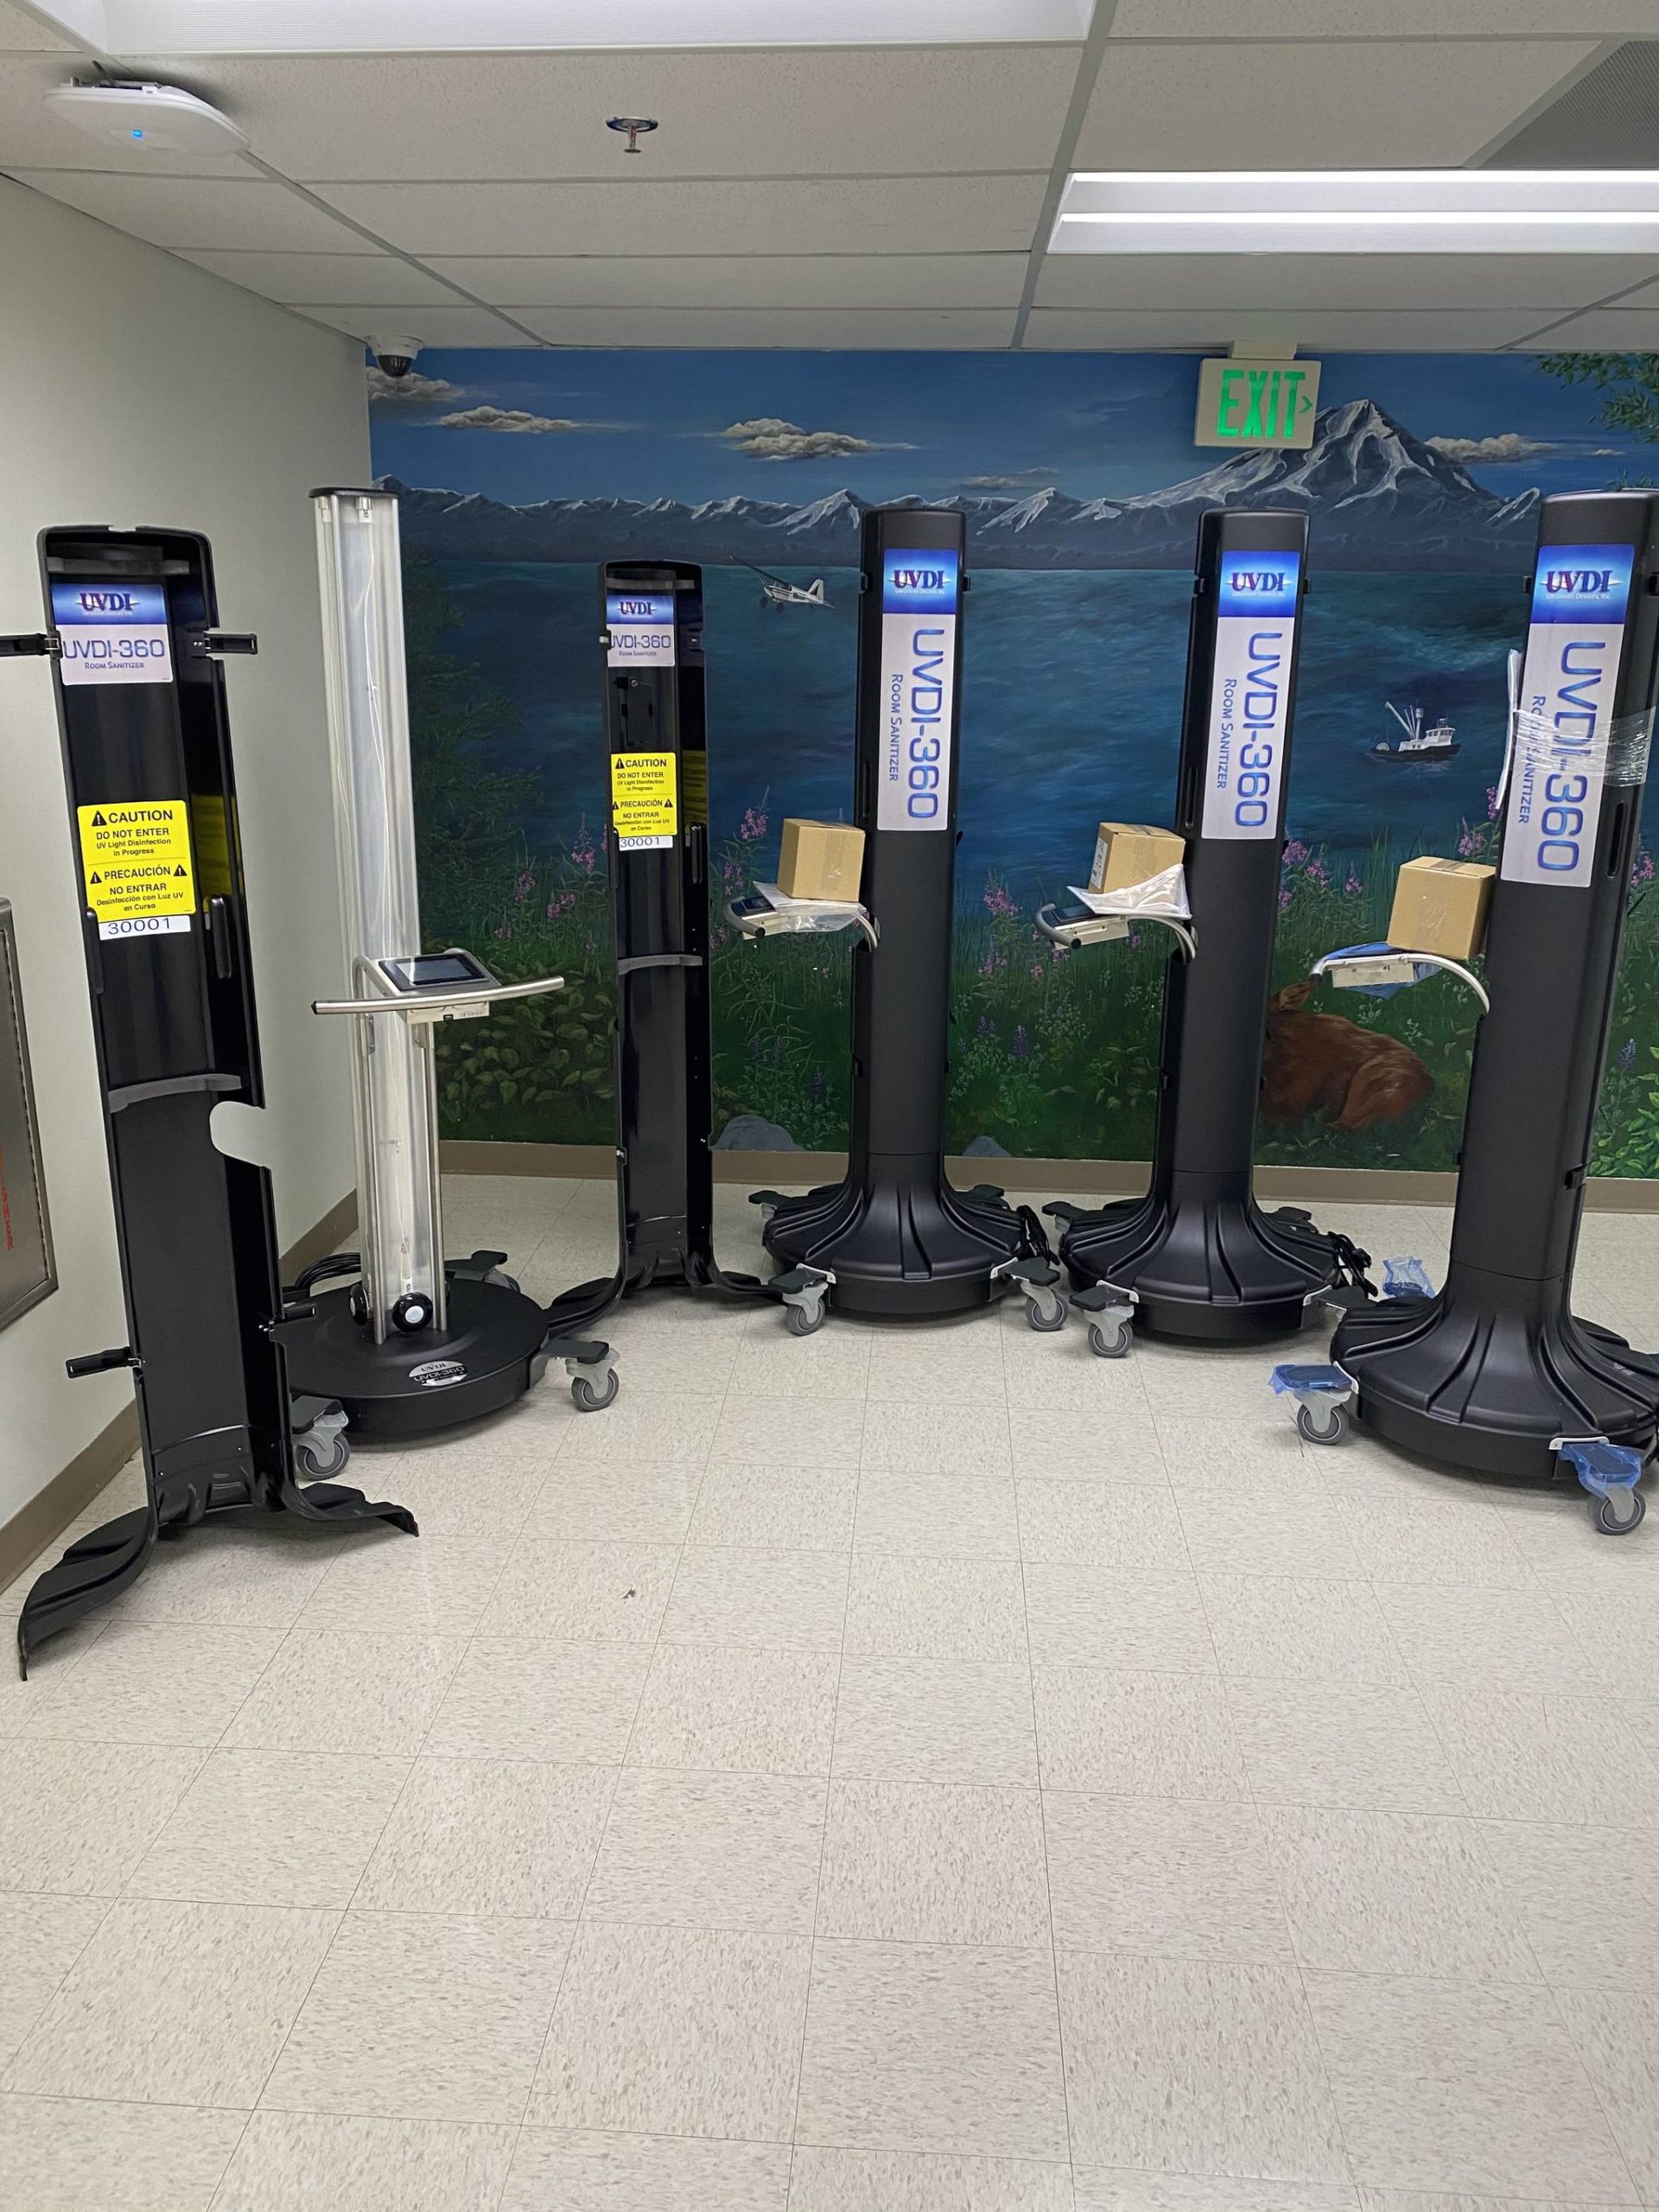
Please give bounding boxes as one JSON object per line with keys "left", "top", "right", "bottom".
{"left": 1261, "top": 978, "right": 1433, "bottom": 1131}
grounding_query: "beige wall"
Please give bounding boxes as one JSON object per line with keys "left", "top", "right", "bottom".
{"left": 0, "top": 177, "right": 369, "bottom": 1529}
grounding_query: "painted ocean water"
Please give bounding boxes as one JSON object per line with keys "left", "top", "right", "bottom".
{"left": 434, "top": 559, "right": 1527, "bottom": 895}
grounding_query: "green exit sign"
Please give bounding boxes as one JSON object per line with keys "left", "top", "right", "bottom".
{"left": 1195, "top": 357, "right": 1321, "bottom": 450}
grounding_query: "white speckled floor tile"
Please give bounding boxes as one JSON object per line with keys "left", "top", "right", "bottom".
{"left": 585, "top": 1768, "right": 827, "bottom": 1932}
{"left": 358, "top": 1452, "right": 544, "bottom": 1537}
{"left": 104, "top": 1523, "right": 346, "bottom": 1629}
{"left": 526, "top": 1462, "right": 702, "bottom": 1544}
{"left": 1076, "top": 2178, "right": 1356, "bottom": 2211}
{"left": 860, "top": 1401, "right": 1013, "bottom": 1478}
{"left": 1004, "top": 1407, "right": 1166, "bottom": 1481}
{"left": 1227, "top": 1681, "right": 1465, "bottom": 1814}
{"left": 1478, "top": 1819, "right": 1659, "bottom": 1988}
{"left": 1023, "top": 1566, "right": 1216, "bottom": 1672}
{"left": 715, "top": 1392, "right": 868, "bottom": 1466}
{"left": 423, "top": 1637, "right": 650, "bottom": 1764}
{"left": 18, "top": 1619, "right": 280, "bottom": 1749}
{"left": 817, "top": 1777, "right": 1049, "bottom": 1945}
{"left": 1199, "top": 1574, "right": 1408, "bottom": 1686}
{"left": 0, "top": 2092, "right": 245, "bottom": 2211}
{"left": 1326, "top": 1498, "right": 1539, "bottom": 1591}
{"left": 866, "top": 1325, "right": 1008, "bottom": 1406}
{"left": 3, "top": 1897, "right": 336, "bottom": 2107}
{"left": 691, "top": 1463, "right": 859, "bottom": 1551}
{"left": 505, "top": 2126, "right": 792, "bottom": 2210}
{"left": 210, "top": 2109, "right": 517, "bottom": 2211}
{"left": 1421, "top": 1686, "right": 1659, "bottom": 1827}
{"left": 1307, "top": 1972, "right": 1635, "bottom": 2198}
{"left": 260, "top": 1910, "right": 572, "bottom": 2125}
{"left": 0, "top": 1894, "right": 107, "bottom": 2072}
{"left": 0, "top": 1738, "right": 201, "bottom": 1895}
{"left": 1044, "top": 1792, "right": 1291, "bottom": 1964}
{"left": 1554, "top": 1986, "right": 1659, "bottom": 2201}
{"left": 296, "top": 1535, "right": 511, "bottom": 1637}
{"left": 797, "top": 1938, "right": 1067, "bottom": 2160}
{"left": 790, "top": 2145, "right": 1076, "bottom": 2210}
{"left": 554, "top": 1388, "right": 722, "bottom": 1465}
{"left": 527, "top": 1921, "right": 810, "bottom": 2140}
{"left": 856, "top": 1472, "right": 1021, "bottom": 1560}
{"left": 1033, "top": 1665, "right": 1245, "bottom": 1799}
{"left": 832, "top": 1656, "right": 1038, "bottom": 1787}
{"left": 1058, "top": 1951, "right": 1347, "bottom": 2181}
{"left": 1260, "top": 1805, "right": 1539, "bottom": 1982}
{"left": 480, "top": 1538, "right": 680, "bottom": 1643}
{"left": 845, "top": 1554, "right": 1026, "bottom": 1661}
{"left": 626, "top": 1642, "right": 838, "bottom": 1775}
{"left": 220, "top": 1627, "right": 466, "bottom": 1757}
{"left": 354, "top": 1756, "right": 614, "bottom": 1917}
{"left": 1175, "top": 1491, "right": 1365, "bottom": 1582}
{"left": 1017, "top": 1479, "right": 1188, "bottom": 1570}
{"left": 1153, "top": 1417, "right": 1325, "bottom": 1496}
{"left": 124, "top": 1748, "right": 410, "bottom": 1908}
{"left": 1373, "top": 1583, "right": 1602, "bottom": 1693}
{"left": 663, "top": 1545, "right": 850, "bottom": 1649}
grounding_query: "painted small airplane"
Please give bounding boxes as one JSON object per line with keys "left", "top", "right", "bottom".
{"left": 737, "top": 561, "right": 828, "bottom": 609}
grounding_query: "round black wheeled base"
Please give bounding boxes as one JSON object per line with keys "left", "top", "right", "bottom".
{"left": 282, "top": 1276, "right": 551, "bottom": 1440}
{"left": 764, "top": 1172, "right": 1025, "bottom": 1319}
{"left": 1332, "top": 1268, "right": 1659, "bottom": 1485}
{"left": 1060, "top": 1184, "right": 1342, "bottom": 1344}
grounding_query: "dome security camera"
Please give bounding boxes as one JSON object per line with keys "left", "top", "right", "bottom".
{"left": 369, "top": 337, "right": 423, "bottom": 379}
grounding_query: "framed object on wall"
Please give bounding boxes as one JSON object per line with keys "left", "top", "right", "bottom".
{"left": 0, "top": 899, "right": 55, "bottom": 1330}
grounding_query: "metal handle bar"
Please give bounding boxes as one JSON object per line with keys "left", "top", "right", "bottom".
{"left": 1034, "top": 902, "right": 1197, "bottom": 962}
{"left": 724, "top": 895, "right": 879, "bottom": 953}
{"left": 312, "top": 975, "right": 564, "bottom": 1019}
{"left": 1311, "top": 947, "right": 1489, "bottom": 1013}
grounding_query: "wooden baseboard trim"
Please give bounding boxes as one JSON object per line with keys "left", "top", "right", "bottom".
{"left": 0, "top": 1188, "right": 359, "bottom": 1603}
{"left": 438, "top": 1139, "right": 1659, "bottom": 1214}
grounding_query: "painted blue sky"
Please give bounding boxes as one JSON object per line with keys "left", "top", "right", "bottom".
{"left": 370, "top": 347, "right": 1647, "bottom": 509}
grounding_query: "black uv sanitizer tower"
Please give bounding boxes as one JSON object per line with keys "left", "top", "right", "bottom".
{"left": 1333, "top": 490, "right": 1659, "bottom": 1482}
{"left": 2, "top": 527, "right": 413, "bottom": 1669}
{"left": 761, "top": 506, "right": 1033, "bottom": 1317}
{"left": 548, "top": 561, "right": 762, "bottom": 1325}
{"left": 1052, "top": 509, "right": 1351, "bottom": 1340}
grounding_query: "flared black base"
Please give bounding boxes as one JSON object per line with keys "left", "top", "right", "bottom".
{"left": 1055, "top": 1185, "right": 1347, "bottom": 1343}
{"left": 17, "top": 1460, "right": 416, "bottom": 1674}
{"left": 764, "top": 1166, "right": 1027, "bottom": 1319}
{"left": 1332, "top": 1267, "right": 1659, "bottom": 1484}
{"left": 279, "top": 1275, "right": 552, "bottom": 1440}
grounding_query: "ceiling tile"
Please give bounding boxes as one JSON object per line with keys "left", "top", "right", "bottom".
{"left": 0, "top": 2, "right": 74, "bottom": 48}
{"left": 1109, "top": 3, "right": 1657, "bottom": 29}
{"left": 1591, "top": 273, "right": 1659, "bottom": 308}
{"left": 510, "top": 305, "right": 1017, "bottom": 346}
{"left": 10, "top": 169, "right": 370, "bottom": 249}
{"left": 178, "top": 248, "right": 463, "bottom": 306}
{"left": 0, "top": 55, "right": 249, "bottom": 172}
{"left": 1074, "top": 39, "right": 1596, "bottom": 168}
{"left": 289, "top": 302, "right": 535, "bottom": 345}
{"left": 122, "top": 46, "right": 1079, "bottom": 181}
{"left": 430, "top": 253, "right": 1028, "bottom": 310}
{"left": 1515, "top": 306, "right": 1659, "bottom": 347}
{"left": 1034, "top": 253, "right": 1659, "bottom": 314}
{"left": 319, "top": 175, "right": 1050, "bottom": 258}
{"left": 1023, "top": 306, "right": 1552, "bottom": 350}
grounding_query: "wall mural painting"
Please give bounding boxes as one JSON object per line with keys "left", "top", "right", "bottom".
{"left": 370, "top": 347, "right": 1659, "bottom": 1174}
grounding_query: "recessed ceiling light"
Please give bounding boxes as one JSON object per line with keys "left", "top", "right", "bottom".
{"left": 45, "top": 79, "right": 249, "bottom": 156}
{"left": 1049, "top": 169, "right": 1659, "bottom": 255}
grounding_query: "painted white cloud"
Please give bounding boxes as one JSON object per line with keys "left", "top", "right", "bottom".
{"left": 963, "top": 470, "right": 1058, "bottom": 489}
{"left": 435, "top": 404, "right": 583, "bottom": 434}
{"left": 365, "top": 367, "right": 466, "bottom": 405}
{"left": 719, "top": 416, "right": 891, "bottom": 461}
{"left": 1427, "top": 432, "right": 1555, "bottom": 465}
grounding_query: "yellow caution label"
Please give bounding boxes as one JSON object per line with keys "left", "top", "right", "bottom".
{"left": 609, "top": 750, "right": 677, "bottom": 851}
{"left": 681, "top": 747, "right": 709, "bottom": 829}
{"left": 77, "top": 800, "right": 196, "bottom": 942}
{"left": 189, "top": 794, "right": 236, "bottom": 899}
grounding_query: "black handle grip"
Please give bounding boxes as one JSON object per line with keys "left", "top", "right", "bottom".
{"left": 66, "top": 1346, "right": 133, "bottom": 1378}
{"left": 207, "top": 897, "right": 233, "bottom": 982}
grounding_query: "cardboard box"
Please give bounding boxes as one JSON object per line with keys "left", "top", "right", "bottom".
{"left": 1088, "top": 823, "right": 1185, "bottom": 897}
{"left": 778, "top": 818, "right": 865, "bottom": 903}
{"left": 1387, "top": 855, "right": 1495, "bottom": 961}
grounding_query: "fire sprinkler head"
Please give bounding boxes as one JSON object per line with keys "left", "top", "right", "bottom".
{"left": 606, "top": 116, "right": 659, "bottom": 154}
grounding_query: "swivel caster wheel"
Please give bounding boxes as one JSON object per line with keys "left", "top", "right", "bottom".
{"left": 1088, "top": 1319, "right": 1132, "bottom": 1359}
{"left": 571, "top": 1366, "right": 620, "bottom": 1412}
{"left": 1594, "top": 1486, "right": 1645, "bottom": 1536}
{"left": 786, "top": 1302, "right": 825, "bottom": 1338}
{"left": 294, "top": 1415, "right": 351, "bottom": 1479}
{"left": 1296, "top": 1399, "right": 1350, "bottom": 1446}
{"left": 1024, "top": 1293, "right": 1066, "bottom": 1333}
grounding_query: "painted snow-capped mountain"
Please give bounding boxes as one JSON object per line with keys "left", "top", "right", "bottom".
{"left": 382, "top": 399, "right": 1538, "bottom": 571}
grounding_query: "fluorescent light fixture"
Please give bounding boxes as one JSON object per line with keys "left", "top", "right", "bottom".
{"left": 49, "top": 0, "right": 1092, "bottom": 53}
{"left": 1050, "top": 170, "right": 1659, "bottom": 255}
